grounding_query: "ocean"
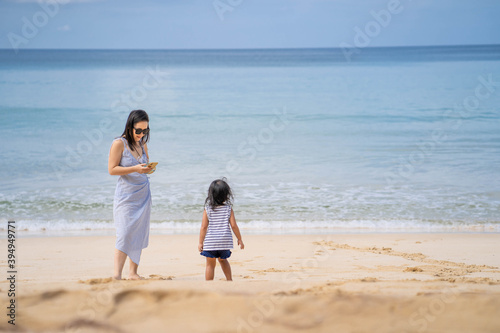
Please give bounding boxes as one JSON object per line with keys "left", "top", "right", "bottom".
{"left": 1, "top": 45, "right": 500, "bottom": 234}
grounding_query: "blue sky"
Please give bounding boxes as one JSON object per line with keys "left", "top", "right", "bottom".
{"left": 1, "top": 0, "right": 500, "bottom": 49}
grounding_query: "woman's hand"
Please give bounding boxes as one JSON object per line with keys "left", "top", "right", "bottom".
{"left": 238, "top": 239, "right": 244, "bottom": 250}
{"left": 198, "top": 243, "right": 203, "bottom": 252}
{"left": 134, "top": 164, "right": 152, "bottom": 174}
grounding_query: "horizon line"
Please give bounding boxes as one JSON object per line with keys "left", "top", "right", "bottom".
{"left": 1, "top": 43, "right": 500, "bottom": 52}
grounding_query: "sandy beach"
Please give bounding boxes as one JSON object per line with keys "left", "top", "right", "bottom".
{"left": 1, "top": 233, "right": 500, "bottom": 332}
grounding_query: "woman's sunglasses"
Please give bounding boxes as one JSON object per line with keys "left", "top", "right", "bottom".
{"left": 134, "top": 128, "right": 150, "bottom": 135}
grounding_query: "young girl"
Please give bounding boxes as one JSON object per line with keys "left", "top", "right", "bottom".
{"left": 198, "top": 178, "right": 244, "bottom": 281}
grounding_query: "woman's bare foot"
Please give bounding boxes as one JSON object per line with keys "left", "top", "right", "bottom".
{"left": 113, "top": 275, "right": 122, "bottom": 280}
{"left": 128, "top": 274, "right": 144, "bottom": 280}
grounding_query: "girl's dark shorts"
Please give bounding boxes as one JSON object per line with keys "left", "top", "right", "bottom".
{"left": 200, "top": 250, "right": 231, "bottom": 259}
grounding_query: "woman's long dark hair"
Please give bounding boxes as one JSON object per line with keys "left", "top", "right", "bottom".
{"left": 121, "top": 110, "right": 150, "bottom": 152}
{"left": 205, "top": 178, "right": 233, "bottom": 209}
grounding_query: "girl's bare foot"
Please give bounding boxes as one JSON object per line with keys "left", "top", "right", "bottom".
{"left": 113, "top": 275, "right": 122, "bottom": 280}
{"left": 128, "top": 274, "right": 144, "bottom": 280}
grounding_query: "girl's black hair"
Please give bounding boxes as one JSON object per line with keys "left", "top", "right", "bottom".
{"left": 205, "top": 178, "right": 233, "bottom": 209}
{"left": 121, "top": 110, "right": 150, "bottom": 152}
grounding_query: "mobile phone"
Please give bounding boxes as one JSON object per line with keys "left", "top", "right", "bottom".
{"left": 144, "top": 162, "right": 158, "bottom": 174}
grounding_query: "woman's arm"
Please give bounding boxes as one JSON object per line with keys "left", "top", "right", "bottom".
{"left": 229, "top": 209, "right": 244, "bottom": 249}
{"left": 198, "top": 209, "right": 209, "bottom": 252}
{"left": 108, "top": 140, "right": 150, "bottom": 175}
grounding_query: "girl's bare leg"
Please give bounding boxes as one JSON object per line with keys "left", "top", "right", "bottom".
{"left": 218, "top": 258, "right": 232, "bottom": 281}
{"left": 205, "top": 257, "right": 217, "bottom": 280}
{"left": 114, "top": 249, "right": 127, "bottom": 280}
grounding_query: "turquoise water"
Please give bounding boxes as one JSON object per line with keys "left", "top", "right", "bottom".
{"left": 1, "top": 46, "right": 500, "bottom": 233}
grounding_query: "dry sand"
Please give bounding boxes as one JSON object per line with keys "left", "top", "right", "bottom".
{"left": 1, "top": 233, "right": 500, "bottom": 332}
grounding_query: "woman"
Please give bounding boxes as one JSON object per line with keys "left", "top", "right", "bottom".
{"left": 108, "top": 110, "right": 155, "bottom": 280}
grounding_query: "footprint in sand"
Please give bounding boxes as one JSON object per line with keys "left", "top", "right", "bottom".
{"left": 404, "top": 267, "right": 424, "bottom": 272}
{"left": 255, "top": 268, "right": 289, "bottom": 273}
{"left": 360, "top": 277, "right": 378, "bottom": 282}
{"left": 79, "top": 277, "right": 113, "bottom": 285}
{"left": 148, "top": 274, "right": 174, "bottom": 280}
{"left": 314, "top": 241, "right": 499, "bottom": 272}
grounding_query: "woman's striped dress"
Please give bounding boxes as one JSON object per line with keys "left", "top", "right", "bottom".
{"left": 113, "top": 137, "right": 151, "bottom": 265}
{"left": 203, "top": 204, "right": 233, "bottom": 250}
